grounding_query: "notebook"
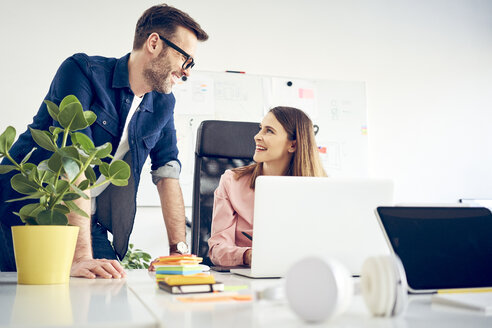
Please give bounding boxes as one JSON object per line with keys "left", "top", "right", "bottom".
{"left": 374, "top": 206, "right": 492, "bottom": 293}
{"left": 158, "top": 281, "right": 224, "bottom": 294}
{"left": 230, "top": 176, "right": 393, "bottom": 278}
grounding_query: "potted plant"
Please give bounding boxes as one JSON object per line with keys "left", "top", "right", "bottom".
{"left": 0, "top": 95, "right": 130, "bottom": 284}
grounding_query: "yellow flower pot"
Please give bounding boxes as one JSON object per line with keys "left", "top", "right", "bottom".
{"left": 12, "top": 225, "right": 79, "bottom": 285}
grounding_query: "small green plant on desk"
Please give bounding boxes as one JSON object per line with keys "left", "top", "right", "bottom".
{"left": 121, "top": 243, "right": 152, "bottom": 269}
{"left": 0, "top": 95, "right": 131, "bottom": 225}
{"left": 0, "top": 95, "right": 130, "bottom": 284}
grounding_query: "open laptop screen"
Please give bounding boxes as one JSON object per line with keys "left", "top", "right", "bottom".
{"left": 375, "top": 207, "right": 492, "bottom": 292}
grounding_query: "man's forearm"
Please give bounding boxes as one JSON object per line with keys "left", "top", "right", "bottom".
{"left": 156, "top": 178, "right": 186, "bottom": 245}
{"left": 67, "top": 190, "right": 93, "bottom": 261}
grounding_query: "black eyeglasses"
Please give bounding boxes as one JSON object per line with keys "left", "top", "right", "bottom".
{"left": 155, "top": 34, "right": 195, "bottom": 70}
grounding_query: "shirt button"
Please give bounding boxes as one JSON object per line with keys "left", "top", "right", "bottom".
{"left": 102, "top": 120, "right": 107, "bottom": 125}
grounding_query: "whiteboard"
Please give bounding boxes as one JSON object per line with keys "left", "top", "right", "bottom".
{"left": 137, "top": 71, "right": 368, "bottom": 206}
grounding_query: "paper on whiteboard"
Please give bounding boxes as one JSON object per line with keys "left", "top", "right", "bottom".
{"left": 264, "top": 77, "right": 318, "bottom": 119}
{"left": 173, "top": 76, "right": 215, "bottom": 115}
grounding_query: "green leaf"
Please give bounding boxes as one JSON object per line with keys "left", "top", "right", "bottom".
{"left": 109, "top": 160, "right": 131, "bottom": 180}
{"left": 23, "top": 217, "right": 39, "bottom": 225}
{"left": 84, "top": 111, "right": 97, "bottom": 127}
{"left": 44, "top": 100, "right": 60, "bottom": 121}
{"left": 5, "top": 191, "right": 45, "bottom": 203}
{"left": 38, "top": 160, "right": 53, "bottom": 173}
{"left": 49, "top": 146, "right": 80, "bottom": 174}
{"left": 99, "top": 162, "right": 110, "bottom": 177}
{"left": 94, "top": 142, "right": 112, "bottom": 159}
{"left": 49, "top": 126, "right": 63, "bottom": 144}
{"left": 55, "top": 180, "right": 69, "bottom": 194}
{"left": 109, "top": 179, "right": 128, "bottom": 187}
{"left": 0, "top": 165, "right": 17, "bottom": 174}
{"left": 26, "top": 164, "right": 38, "bottom": 181}
{"left": 84, "top": 166, "right": 96, "bottom": 183}
{"left": 78, "top": 179, "right": 90, "bottom": 190}
{"left": 59, "top": 95, "right": 80, "bottom": 111}
{"left": 0, "top": 126, "right": 16, "bottom": 155}
{"left": 29, "top": 128, "right": 56, "bottom": 152}
{"left": 65, "top": 200, "right": 89, "bottom": 218}
{"left": 22, "top": 163, "right": 37, "bottom": 175}
{"left": 37, "top": 167, "right": 54, "bottom": 183}
{"left": 70, "top": 184, "right": 89, "bottom": 200}
{"left": 48, "top": 152, "right": 62, "bottom": 172}
{"left": 20, "top": 147, "right": 37, "bottom": 165}
{"left": 18, "top": 203, "right": 44, "bottom": 223}
{"left": 37, "top": 209, "right": 68, "bottom": 225}
{"left": 49, "top": 126, "right": 63, "bottom": 136}
{"left": 61, "top": 157, "right": 79, "bottom": 181}
{"left": 58, "top": 102, "right": 87, "bottom": 131}
{"left": 53, "top": 204, "right": 70, "bottom": 214}
{"left": 58, "top": 146, "right": 80, "bottom": 161}
{"left": 62, "top": 192, "right": 81, "bottom": 201}
{"left": 71, "top": 132, "right": 94, "bottom": 153}
{"left": 120, "top": 243, "right": 151, "bottom": 269}
{"left": 11, "top": 174, "right": 39, "bottom": 195}
{"left": 45, "top": 184, "right": 56, "bottom": 194}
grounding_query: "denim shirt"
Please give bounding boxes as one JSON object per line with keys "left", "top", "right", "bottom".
{"left": 0, "top": 53, "right": 180, "bottom": 242}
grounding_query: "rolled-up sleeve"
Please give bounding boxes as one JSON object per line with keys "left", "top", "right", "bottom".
{"left": 208, "top": 172, "right": 251, "bottom": 266}
{"left": 148, "top": 113, "right": 181, "bottom": 184}
{"left": 151, "top": 160, "right": 180, "bottom": 184}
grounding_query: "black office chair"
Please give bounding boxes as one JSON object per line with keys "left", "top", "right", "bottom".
{"left": 191, "top": 120, "right": 259, "bottom": 265}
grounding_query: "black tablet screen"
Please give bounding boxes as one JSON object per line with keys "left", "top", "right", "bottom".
{"left": 376, "top": 207, "right": 492, "bottom": 291}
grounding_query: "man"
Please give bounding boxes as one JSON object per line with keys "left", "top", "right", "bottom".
{"left": 0, "top": 4, "right": 208, "bottom": 278}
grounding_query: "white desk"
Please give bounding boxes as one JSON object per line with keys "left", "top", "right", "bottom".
{"left": 126, "top": 270, "right": 492, "bottom": 328}
{"left": 0, "top": 272, "right": 155, "bottom": 328}
{"left": 2, "top": 270, "right": 492, "bottom": 327}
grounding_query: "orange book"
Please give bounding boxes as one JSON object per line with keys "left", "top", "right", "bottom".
{"left": 155, "top": 255, "right": 203, "bottom": 264}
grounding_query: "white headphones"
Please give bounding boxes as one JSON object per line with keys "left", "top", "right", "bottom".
{"left": 285, "top": 255, "right": 408, "bottom": 323}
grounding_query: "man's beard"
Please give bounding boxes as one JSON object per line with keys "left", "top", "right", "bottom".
{"left": 143, "top": 49, "right": 174, "bottom": 94}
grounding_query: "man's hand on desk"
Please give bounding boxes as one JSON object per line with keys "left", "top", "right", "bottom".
{"left": 243, "top": 249, "right": 252, "bottom": 267}
{"left": 71, "top": 258, "right": 127, "bottom": 279}
{"left": 148, "top": 259, "right": 158, "bottom": 272}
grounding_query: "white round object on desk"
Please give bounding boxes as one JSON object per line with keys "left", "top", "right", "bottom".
{"left": 361, "top": 255, "right": 408, "bottom": 317}
{"left": 285, "top": 257, "right": 353, "bottom": 323}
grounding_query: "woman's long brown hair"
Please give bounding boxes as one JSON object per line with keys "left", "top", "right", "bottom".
{"left": 232, "top": 106, "right": 326, "bottom": 189}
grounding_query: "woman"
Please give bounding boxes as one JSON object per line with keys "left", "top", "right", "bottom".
{"left": 208, "top": 106, "right": 326, "bottom": 267}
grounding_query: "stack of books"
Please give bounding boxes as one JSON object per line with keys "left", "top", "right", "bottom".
{"left": 153, "top": 255, "right": 224, "bottom": 294}
{"left": 153, "top": 254, "right": 206, "bottom": 276}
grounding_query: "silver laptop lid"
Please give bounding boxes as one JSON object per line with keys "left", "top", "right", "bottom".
{"left": 243, "top": 176, "right": 393, "bottom": 278}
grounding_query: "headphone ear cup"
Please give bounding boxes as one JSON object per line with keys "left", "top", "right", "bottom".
{"left": 286, "top": 257, "right": 353, "bottom": 323}
{"left": 361, "top": 255, "right": 408, "bottom": 317}
{"left": 389, "top": 255, "right": 408, "bottom": 316}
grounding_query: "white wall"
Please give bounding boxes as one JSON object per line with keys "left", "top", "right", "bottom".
{"left": 1, "top": 0, "right": 492, "bottom": 257}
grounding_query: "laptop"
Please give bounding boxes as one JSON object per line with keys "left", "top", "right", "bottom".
{"left": 375, "top": 206, "right": 492, "bottom": 293}
{"left": 230, "top": 176, "right": 393, "bottom": 278}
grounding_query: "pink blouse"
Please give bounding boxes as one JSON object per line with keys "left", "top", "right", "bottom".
{"left": 208, "top": 170, "right": 254, "bottom": 266}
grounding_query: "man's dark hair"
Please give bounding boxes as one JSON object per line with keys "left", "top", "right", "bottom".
{"left": 133, "top": 4, "right": 208, "bottom": 50}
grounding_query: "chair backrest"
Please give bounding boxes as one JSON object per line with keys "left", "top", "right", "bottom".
{"left": 191, "top": 120, "right": 259, "bottom": 265}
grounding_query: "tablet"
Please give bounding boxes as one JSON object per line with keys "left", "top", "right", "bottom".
{"left": 375, "top": 206, "right": 492, "bottom": 293}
